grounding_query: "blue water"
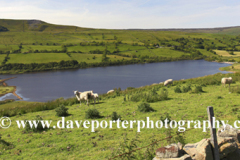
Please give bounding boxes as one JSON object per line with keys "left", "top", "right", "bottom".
{"left": 0, "top": 60, "right": 231, "bottom": 102}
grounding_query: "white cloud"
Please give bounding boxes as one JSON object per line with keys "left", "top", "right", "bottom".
{"left": 0, "top": 0, "right": 240, "bottom": 29}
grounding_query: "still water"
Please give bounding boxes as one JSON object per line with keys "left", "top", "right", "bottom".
{"left": 0, "top": 60, "right": 231, "bottom": 102}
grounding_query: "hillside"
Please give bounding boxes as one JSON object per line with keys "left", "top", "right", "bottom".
{"left": 0, "top": 19, "right": 240, "bottom": 74}
{"left": 1, "top": 19, "right": 240, "bottom": 159}
{"left": 129, "top": 26, "right": 240, "bottom": 35}
{"left": 0, "top": 73, "right": 240, "bottom": 159}
{"left": 1, "top": 19, "right": 240, "bottom": 35}
{"left": 0, "top": 19, "right": 88, "bottom": 32}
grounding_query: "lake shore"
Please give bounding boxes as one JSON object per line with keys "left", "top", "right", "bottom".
{"left": 0, "top": 60, "right": 232, "bottom": 102}
{"left": 218, "top": 61, "right": 240, "bottom": 73}
{"left": 0, "top": 77, "right": 22, "bottom": 100}
{"left": 0, "top": 56, "right": 203, "bottom": 75}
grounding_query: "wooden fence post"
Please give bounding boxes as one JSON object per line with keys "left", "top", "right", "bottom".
{"left": 207, "top": 106, "right": 220, "bottom": 160}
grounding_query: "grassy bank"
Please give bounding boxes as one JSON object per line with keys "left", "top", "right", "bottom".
{"left": 0, "top": 86, "right": 14, "bottom": 96}
{"left": 1, "top": 73, "right": 240, "bottom": 159}
{"left": 0, "top": 55, "right": 204, "bottom": 75}
{"left": 220, "top": 63, "right": 240, "bottom": 73}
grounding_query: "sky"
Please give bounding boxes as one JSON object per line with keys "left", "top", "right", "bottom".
{"left": 0, "top": 0, "right": 240, "bottom": 29}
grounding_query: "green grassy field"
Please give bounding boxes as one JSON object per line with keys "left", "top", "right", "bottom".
{"left": 0, "top": 19, "right": 240, "bottom": 75}
{"left": 8, "top": 53, "right": 72, "bottom": 64}
{"left": 0, "top": 19, "right": 240, "bottom": 159}
{"left": 1, "top": 73, "right": 240, "bottom": 159}
{"left": 21, "top": 45, "right": 62, "bottom": 53}
{"left": 0, "top": 101, "right": 38, "bottom": 110}
{"left": 220, "top": 63, "right": 240, "bottom": 73}
{"left": 6, "top": 53, "right": 133, "bottom": 64}
{"left": 1, "top": 19, "right": 240, "bottom": 159}
{"left": 215, "top": 50, "right": 240, "bottom": 57}
{"left": 0, "top": 86, "right": 14, "bottom": 95}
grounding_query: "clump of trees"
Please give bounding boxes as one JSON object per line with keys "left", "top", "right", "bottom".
{"left": 0, "top": 26, "right": 9, "bottom": 32}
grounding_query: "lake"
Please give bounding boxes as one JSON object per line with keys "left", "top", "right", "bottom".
{"left": 0, "top": 60, "right": 231, "bottom": 102}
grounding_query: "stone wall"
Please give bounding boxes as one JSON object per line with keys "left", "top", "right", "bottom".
{"left": 153, "top": 125, "right": 240, "bottom": 160}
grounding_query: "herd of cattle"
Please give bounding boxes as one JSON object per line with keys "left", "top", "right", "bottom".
{"left": 74, "top": 77, "right": 233, "bottom": 106}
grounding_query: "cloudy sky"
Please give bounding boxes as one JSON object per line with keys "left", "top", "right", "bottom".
{"left": 0, "top": 0, "right": 239, "bottom": 29}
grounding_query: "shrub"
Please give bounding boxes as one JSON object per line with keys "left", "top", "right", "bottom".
{"left": 182, "top": 85, "right": 191, "bottom": 93}
{"left": 131, "top": 89, "right": 168, "bottom": 103}
{"left": 85, "top": 109, "right": 102, "bottom": 119}
{"left": 192, "top": 85, "right": 203, "bottom": 93}
{"left": 174, "top": 86, "right": 182, "bottom": 93}
{"left": 111, "top": 112, "right": 121, "bottom": 121}
{"left": 174, "top": 131, "right": 186, "bottom": 146}
{"left": 138, "top": 103, "right": 155, "bottom": 112}
{"left": 159, "top": 89, "right": 168, "bottom": 100}
{"left": 229, "top": 86, "right": 240, "bottom": 94}
{"left": 126, "top": 87, "right": 135, "bottom": 90}
{"left": 55, "top": 105, "right": 69, "bottom": 117}
{"left": 114, "top": 88, "right": 121, "bottom": 96}
{"left": 25, "top": 115, "right": 46, "bottom": 132}
{"left": 151, "top": 87, "right": 159, "bottom": 94}
{"left": 123, "top": 95, "right": 126, "bottom": 101}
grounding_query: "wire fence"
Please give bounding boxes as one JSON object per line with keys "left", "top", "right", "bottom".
{"left": 109, "top": 128, "right": 194, "bottom": 160}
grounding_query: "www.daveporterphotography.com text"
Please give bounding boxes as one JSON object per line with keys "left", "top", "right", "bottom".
{"left": 1, "top": 116, "right": 240, "bottom": 132}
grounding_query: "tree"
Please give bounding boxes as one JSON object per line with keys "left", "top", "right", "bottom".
{"left": 102, "top": 52, "right": 107, "bottom": 62}
{"left": 0, "top": 26, "right": 9, "bottom": 32}
{"left": 61, "top": 45, "right": 67, "bottom": 53}
{"left": 102, "top": 33, "right": 105, "bottom": 40}
{"left": 229, "top": 51, "right": 234, "bottom": 55}
{"left": 19, "top": 43, "right": 23, "bottom": 49}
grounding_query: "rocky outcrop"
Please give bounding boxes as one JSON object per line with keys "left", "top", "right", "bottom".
{"left": 217, "top": 124, "right": 240, "bottom": 143}
{"left": 184, "top": 139, "right": 213, "bottom": 160}
{"left": 153, "top": 125, "right": 240, "bottom": 160}
{"left": 153, "top": 154, "right": 192, "bottom": 160}
{"left": 155, "top": 143, "right": 183, "bottom": 158}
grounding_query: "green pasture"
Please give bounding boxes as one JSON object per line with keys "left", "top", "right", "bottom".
{"left": 215, "top": 50, "right": 240, "bottom": 57}
{"left": 6, "top": 53, "right": 133, "bottom": 64}
{"left": 0, "top": 101, "right": 38, "bottom": 111}
{"left": 197, "top": 49, "right": 214, "bottom": 56}
{"left": 8, "top": 53, "right": 72, "bottom": 64}
{"left": 1, "top": 73, "right": 240, "bottom": 159}
{"left": 0, "top": 45, "right": 19, "bottom": 51}
{"left": 0, "top": 86, "right": 14, "bottom": 95}
{"left": 150, "top": 47, "right": 190, "bottom": 57}
{"left": 21, "top": 45, "right": 62, "bottom": 52}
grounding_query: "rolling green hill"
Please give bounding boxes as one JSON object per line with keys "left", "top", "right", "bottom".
{"left": 1, "top": 73, "right": 240, "bottom": 159}
{"left": 130, "top": 26, "right": 240, "bottom": 35}
{"left": 1, "top": 19, "right": 240, "bottom": 159}
{"left": 0, "top": 19, "right": 240, "bottom": 74}
{"left": 0, "top": 19, "right": 88, "bottom": 32}
{"left": 1, "top": 19, "right": 240, "bottom": 34}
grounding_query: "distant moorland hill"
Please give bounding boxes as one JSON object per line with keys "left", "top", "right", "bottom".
{"left": 0, "top": 18, "right": 240, "bottom": 74}
{"left": 1, "top": 18, "right": 240, "bottom": 34}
